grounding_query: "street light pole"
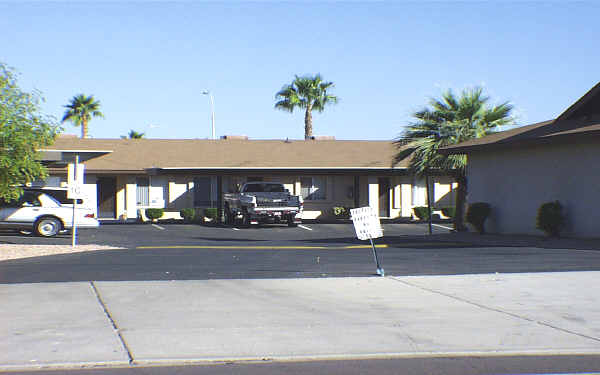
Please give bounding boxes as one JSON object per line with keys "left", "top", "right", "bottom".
{"left": 202, "top": 90, "right": 215, "bottom": 140}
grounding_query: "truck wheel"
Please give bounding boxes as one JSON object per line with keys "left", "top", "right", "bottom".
{"left": 35, "top": 217, "right": 62, "bottom": 237}
{"left": 287, "top": 215, "right": 298, "bottom": 227}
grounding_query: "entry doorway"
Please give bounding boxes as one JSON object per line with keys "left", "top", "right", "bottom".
{"left": 97, "top": 177, "right": 117, "bottom": 218}
{"left": 378, "top": 177, "right": 390, "bottom": 217}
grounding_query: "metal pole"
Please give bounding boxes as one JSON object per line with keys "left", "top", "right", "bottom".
{"left": 425, "top": 173, "right": 433, "bottom": 235}
{"left": 71, "top": 155, "right": 79, "bottom": 247}
{"left": 369, "top": 236, "right": 384, "bottom": 276}
{"left": 209, "top": 92, "right": 215, "bottom": 140}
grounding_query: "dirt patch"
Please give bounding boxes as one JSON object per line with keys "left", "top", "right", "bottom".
{"left": 0, "top": 244, "right": 125, "bottom": 261}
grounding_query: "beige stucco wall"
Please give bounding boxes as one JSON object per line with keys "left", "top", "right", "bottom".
{"left": 53, "top": 172, "right": 455, "bottom": 222}
{"left": 467, "top": 139, "right": 600, "bottom": 237}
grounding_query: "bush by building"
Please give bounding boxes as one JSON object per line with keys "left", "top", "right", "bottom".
{"left": 466, "top": 202, "right": 491, "bottom": 234}
{"left": 413, "top": 206, "right": 430, "bottom": 221}
{"left": 536, "top": 201, "right": 565, "bottom": 237}
{"left": 145, "top": 208, "right": 164, "bottom": 222}
{"left": 204, "top": 207, "right": 218, "bottom": 220}
{"left": 179, "top": 208, "right": 195, "bottom": 222}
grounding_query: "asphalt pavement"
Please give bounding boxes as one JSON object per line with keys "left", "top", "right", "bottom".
{"left": 1, "top": 223, "right": 600, "bottom": 283}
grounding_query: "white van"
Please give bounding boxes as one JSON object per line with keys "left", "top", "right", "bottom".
{"left": 0, "top": 190, "right": 99, "bottom": 237}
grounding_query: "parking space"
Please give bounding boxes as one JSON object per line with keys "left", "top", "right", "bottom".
{"left": 0, "top": 221, "right": 451, "bottom": 248}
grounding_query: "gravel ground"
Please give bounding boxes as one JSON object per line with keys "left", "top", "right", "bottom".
{"left": 0, "top": 244, "right": 125, "bottom": 261}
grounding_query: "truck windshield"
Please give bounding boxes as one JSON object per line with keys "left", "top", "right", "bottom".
{"left": 243, "top": 183, "right": 285, "bottom": 193}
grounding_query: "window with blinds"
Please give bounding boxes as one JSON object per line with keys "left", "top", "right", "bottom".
{"left": 136, "top": 177, "right": 149, "bottom": 206}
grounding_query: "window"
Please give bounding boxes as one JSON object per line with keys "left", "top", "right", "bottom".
{"left": 136, "top": 177, "right": 149, "bottom": 206}
{"left": 300, "top": 177, "right": 327, "bottom": 200}
{"left": 242, "top": 183, "right": 285, "bottom": 193}
{"left": 412, "top": 178, "right": 427, "bottom": 206}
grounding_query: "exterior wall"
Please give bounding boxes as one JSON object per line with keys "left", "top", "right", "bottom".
{"left": 368, "top": 176, "right": 379, "bottom": 214}
{"left": 115, "top": 176, "right": 127, "bottom": 220}
{"left": 467, "top": 139, "right": 600, "bottom": 237}
{"left": 49, "top": 171, "right": 456, "bottom": 222}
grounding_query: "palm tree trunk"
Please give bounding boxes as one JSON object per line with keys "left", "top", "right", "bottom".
{"left": 453, "top": 173, "right": 468, "bottom": 231}
{"left": 425, "top": 173, "right": 433, "bottom": 235}
{"left": 304, "top": 104, "right": 313, "bottom": 140}
{"left": 82, "top": 118, "right": 88, "bottom": 139}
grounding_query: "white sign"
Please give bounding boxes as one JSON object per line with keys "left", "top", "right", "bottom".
{"left": 67, "top": 183, "right": 86, "bottom": 199}
{"left": 350, "top": 206, "right": 383, "bottom": 240}
{"left": 67, "top": 163, "right": 85, "bottom": 185}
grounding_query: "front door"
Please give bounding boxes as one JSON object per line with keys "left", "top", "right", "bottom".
{"left": 378, "top": 177, "right": 390, "bottom": 217}
{"left": 97, "top": 177, "right": 116, "bottom": 218}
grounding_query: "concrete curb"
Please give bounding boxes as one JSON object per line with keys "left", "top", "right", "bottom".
{"left": 3, "top": 350, "right": 600, "bottom": 372}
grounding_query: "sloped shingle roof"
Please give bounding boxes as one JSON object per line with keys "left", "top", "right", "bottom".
{"left": 441, "top": 82, "right": 600, "bottom": 154}
{"left": 47, "top": 137, "right": 410, "bottom": 172}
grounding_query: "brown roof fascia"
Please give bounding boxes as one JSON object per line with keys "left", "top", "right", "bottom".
{"left": 442, "top": 127, "right": 600, "bottom": 154}
{"left": 439, "top": 120, "right": 554, "bottom": 154}
{"left": 554, "top": 82, "right": 600, "bottom": 122}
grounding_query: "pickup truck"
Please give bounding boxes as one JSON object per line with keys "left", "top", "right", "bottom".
{"left": 223, "top": 182, "right": 303, "bottom": 227}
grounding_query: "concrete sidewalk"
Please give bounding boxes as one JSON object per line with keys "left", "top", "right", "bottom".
{"left": 1, "top": 272, "right": 600, "bottom": 370}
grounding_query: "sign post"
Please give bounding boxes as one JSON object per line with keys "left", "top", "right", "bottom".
{"left": 350, "top": 206, "right": 385, "bottom": 276}
{"left": 67, "top": 156, "right": 84, "bottom": 247}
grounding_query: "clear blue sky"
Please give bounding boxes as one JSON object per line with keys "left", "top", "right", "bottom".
{"left": 3, "top": 1, "right": 599, "bottom": 140}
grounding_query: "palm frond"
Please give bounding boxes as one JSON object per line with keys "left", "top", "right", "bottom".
{"left": 394, "top": 86, "right": 513, "bottom": 176}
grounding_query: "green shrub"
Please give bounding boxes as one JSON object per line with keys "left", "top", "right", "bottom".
{"left": 441, "top": 206, "right": 456, "bottom": 219}
{"left": 466, "top": 202, "right": 491, "bottom": 234}
{"left": 536, "top": 201, "right": 565, "bottom": 237}
{"left": 180, "top": 208, "right": 195, "bottom": 222}
{"left": 332, "top": 206, "right": 350, "bottom": 218}
{"left": 145, "top": 208, "right": 164, "bottom": 221}
{"left": 413, "top": 206, "right": 430, "bottom": 221}
{"left": 204, "top": 207, "right": 218, "bottom": 220}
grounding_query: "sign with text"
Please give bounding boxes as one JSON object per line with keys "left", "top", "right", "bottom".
{"left": 350, "top": 206, "right": 383, "bottom": 240}
{"left": 67, "top": 183, "right": 85, "bottom": 200}
{"left": 67, "top": 163, "right": 86, "bottom": 200}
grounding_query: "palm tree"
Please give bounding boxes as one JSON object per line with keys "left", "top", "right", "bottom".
{"left": 394, "top": 87, "right": 514, "bottom": 232}
{"left": 62, "top": 94, "right": 104, "bottom": 138}
{"left": 275, "top": 74, "right": 338, "bottom": 139}
{"left": 122, "top": 130, "right": 145, "bottom": 139}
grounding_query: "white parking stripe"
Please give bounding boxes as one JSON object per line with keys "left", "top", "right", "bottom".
{"left": 151, "top": 224, "right": 165, "bottom": 230}
{"left": 432, "top": 223, "right": 453, "bottom": 230}
{"left": 232, "top": 228, "right": 240, "bottom": 231}
{"left": 298, "top": 225, "right": 313, "bottom": 231}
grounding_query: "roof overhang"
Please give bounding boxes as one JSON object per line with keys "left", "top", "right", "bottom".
{"left": 39, "top": 149, "right": 113, "bottom": 166}
{"left": 146, "top": 167, "right": 413, "bottom": 176}
{"left": 440, "top": 128, "right": 600, "bottom": 155}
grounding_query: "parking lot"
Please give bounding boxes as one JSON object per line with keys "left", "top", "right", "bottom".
{"left": 1, "top": 222, "right": 600, "bottom": 284}
{"left": 0, "top": 221, "right": 452, "bottom": 248}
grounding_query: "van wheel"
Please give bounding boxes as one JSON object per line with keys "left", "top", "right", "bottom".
{"left": 35, "top": 217, "right": 62, "bottom": 237}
